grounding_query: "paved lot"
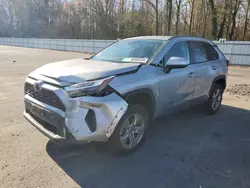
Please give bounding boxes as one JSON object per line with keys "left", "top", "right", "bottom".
{"left": 0, "top": 46, "right": 250, "bottom": 188}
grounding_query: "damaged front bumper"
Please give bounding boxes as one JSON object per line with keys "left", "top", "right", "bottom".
{"left": 23, "top": 77, "right": 128, "bottom": 142}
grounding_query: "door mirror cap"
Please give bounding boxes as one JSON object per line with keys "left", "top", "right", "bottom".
{"left": 164, "top": 57, "right": 189, "bottom": 73}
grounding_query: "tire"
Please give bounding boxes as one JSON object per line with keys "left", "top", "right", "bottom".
{"left": 108, "top": 104, "right": 149, "bottom": 154}
{"left": 205, "top": 84, "right": 223, "bottom": 114}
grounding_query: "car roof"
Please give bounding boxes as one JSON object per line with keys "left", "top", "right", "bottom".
{"left": 123, "top": 35, "right": 215, "bottom": 45}
{"left": 123, "top": 36, "right": 172, "bottom": 41}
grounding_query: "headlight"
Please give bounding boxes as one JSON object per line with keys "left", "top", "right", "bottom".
{"left": 65, "top": 76, "right": 114, "bottom": 97}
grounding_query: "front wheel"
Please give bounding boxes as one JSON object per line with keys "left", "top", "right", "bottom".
{"left": 205, "top": 84, "right": 223, "bottom": 114}
{"left": 108, "top": 104, "right": 149, "bottom": 153}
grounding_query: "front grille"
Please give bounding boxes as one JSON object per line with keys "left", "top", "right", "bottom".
{"left": 28, "top": 110, "right": 57, "bottom": 134}
{"left": 26, "top": 109, "right": 75, "bottom": 140}
{"left": 25, "top": 82, "right": 66, "bottom": 112}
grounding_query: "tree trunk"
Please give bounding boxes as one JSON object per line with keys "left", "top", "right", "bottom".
{"left": 189, "top": 0, "right": 195, "bottom": 35}
{"left": 202, "top": 0, "right": 208, "bottom": 37}
{"left": 208, "top": 0, "right": 218, "bottom": 40}
{"left": 229, "top": 0, "right": 241, "bottom": 40}
{"left": 156, "top": 0, "right": 159, "bottom": 35}
{"left": 118, "top": 0, "right": 125, "bottom": 38}
{"left": 142, "top": 0, "right": 159, "bottom": 35}
{"left": 217, "top": 1, "right": 229, "bottom": 39}
{"left": 167, "top": 0, "right": 172, "bottom": 35}
{"left": 243, "top": 0, "right": 250, "bottom": 41}
{"left": 183, "top": 3, "right": 188, "bottom": 34}
{"left": 175, "top": 0, "right": 181, "bottom": 35}
{"left": 226, "top": 0, "right": 233, "bottom": 39}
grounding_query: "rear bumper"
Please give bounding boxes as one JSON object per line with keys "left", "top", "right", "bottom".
{"left": 24, "top": 77, "right": 128, "bottom": 142}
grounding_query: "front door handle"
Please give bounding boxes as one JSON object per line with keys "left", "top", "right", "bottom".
{"left": 188, "top": 72, "right": 194, "bottom": 77}
{"left": 212, "top": 65, "right": 217, "bottom": 70}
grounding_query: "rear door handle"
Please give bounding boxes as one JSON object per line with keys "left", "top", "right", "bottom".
{"left": 212, "top": 65, "right": 217, "bottom": 70}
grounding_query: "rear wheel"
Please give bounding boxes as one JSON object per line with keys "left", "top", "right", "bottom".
{"left": 205, "top": 84, "right": 223, "bottom": 114}
{"left": 109, "top": 104, "right": 149, "bottom": 153}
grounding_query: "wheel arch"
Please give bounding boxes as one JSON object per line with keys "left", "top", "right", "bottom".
{"left": 209, "top": 75, "right": 226, "bottom": 95}
{"left": 123, "top": 88, "right": 157, "bottom": 119}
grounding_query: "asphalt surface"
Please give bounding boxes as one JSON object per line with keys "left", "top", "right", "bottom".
{"left": 0, "top": 46, "right": 250, "bottom": 188}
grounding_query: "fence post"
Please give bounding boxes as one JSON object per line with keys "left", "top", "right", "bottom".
{"left": 229, "top": 42, "right": 234, "bottom": 65}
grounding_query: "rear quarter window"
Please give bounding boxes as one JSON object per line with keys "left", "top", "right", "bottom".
{"left": 202, "top": 42, "right": 219, "bottom": 61}
{"left": 188, "top": 41, "right": 219, "bottom": 64}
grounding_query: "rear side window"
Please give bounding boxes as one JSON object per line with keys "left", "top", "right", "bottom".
{"left": 202, "top": 42, "right": 219, "bottom": 61}
{"left": 188, "top": 41, "right": 219, "bottom": 64}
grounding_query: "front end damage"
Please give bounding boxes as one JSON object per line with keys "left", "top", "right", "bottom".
{"left": 23, "top": 77, "right": 128, "bottom": 142}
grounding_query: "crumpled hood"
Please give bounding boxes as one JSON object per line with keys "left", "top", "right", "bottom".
{"left": 29, "top": 58, "right": 141, "bottom": 84}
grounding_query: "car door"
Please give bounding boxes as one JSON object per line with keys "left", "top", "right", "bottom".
{"left": 156, "top": 41, "right": 196, "bottom": 116}
{"left": 187, "top": 41, "right": 220, "bottom": 103}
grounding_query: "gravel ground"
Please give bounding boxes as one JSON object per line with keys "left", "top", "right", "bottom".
{"left": 0, "top": 46, "right": 250, "bottom": 188}
{"left": 225, "top": 84, "right": 250, "bottom": 96}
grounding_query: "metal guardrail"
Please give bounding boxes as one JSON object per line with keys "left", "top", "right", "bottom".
{"left": 0, "top": 37, "right": 249, "bottom": 66}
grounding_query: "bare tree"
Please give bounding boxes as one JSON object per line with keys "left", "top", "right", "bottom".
{"left": 142, "top": 0, "right": 159, "bottom": 35}
{"left": 175, "top": 0, "right": 181, "bottom": 35}
{"left": 189, "top": 0, "right": 195, "bottom": 35}
{"left": 217, "top": 0, "right": 229, "bottom": 39}
{"left": 229, "top": 0, "right": 241, "bottom": 40}
{"left": 167, "top": 0, "right": 172, "bottom": 35}
{"left": 0, "top": 0, "right": 249, "bottom": 40}
{"left": 208, "top": 0, "right": 218, "bottom": 39}
{"left": 91, "top": 0, "right": 117, "bottom": 39}
{"left": 202, "top": 0, "right": 209, "bottom": 37}
{"left": 243, "top": 0, "right": 250, "bottom": 40}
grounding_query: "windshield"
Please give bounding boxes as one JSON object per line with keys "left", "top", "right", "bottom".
{"left": 91, "top": 39, "right": 166, "bottom": 63}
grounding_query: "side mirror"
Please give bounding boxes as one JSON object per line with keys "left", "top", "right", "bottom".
{"left": 164, "top": 57, "right": 188, "bottom": 73}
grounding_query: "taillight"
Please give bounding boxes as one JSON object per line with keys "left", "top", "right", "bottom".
{"left": 226, "top": 59, "right": 229, "bottom": 66}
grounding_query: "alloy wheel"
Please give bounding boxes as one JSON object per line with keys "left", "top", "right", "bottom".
{"left": 119, "top": 113, "right": 145, "bottom": 149}
{"left": 211, "top": 88, "right": 222, "bottom": 111}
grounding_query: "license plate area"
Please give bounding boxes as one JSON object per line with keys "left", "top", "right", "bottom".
{"left": 25, "top": 100, "right": 67, "bottom": 137}
{"left": 31, "top": 105, "right": 44, "bottom": 117}
{"left": 25, "top": 100, "right": 61, "bottom": 127}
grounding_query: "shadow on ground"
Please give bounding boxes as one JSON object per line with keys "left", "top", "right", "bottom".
{"left": 46, "top": 105, "right": 250, "bottom": 188}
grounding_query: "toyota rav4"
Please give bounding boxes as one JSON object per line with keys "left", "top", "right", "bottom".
{"left": 24, "top": 36, "right": 228, "bottom": 153}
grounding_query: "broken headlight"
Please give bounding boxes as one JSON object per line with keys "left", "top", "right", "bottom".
{"left": 65, "top": 76, "right": 114, "bottom": 97}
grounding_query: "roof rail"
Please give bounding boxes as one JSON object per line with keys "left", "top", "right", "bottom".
{"left": 169, "top": 35, "right": 210, "bottom": 40}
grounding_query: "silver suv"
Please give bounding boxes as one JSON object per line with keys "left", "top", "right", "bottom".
{"left": 24, "top": 36, "right": 228, "bottom": 153}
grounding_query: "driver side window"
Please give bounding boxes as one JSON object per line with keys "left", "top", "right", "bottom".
{"left": 163, "top": 42, "right": 190, "bottom": 66}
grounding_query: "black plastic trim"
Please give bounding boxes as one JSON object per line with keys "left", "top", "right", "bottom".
{"left": 85, "top": 110, "right": 97, "bottom": 132}
{"left": 123, "top": 88, "right": 157, "bottom": 115}
{"left": 209, "top": 75, "right": 226, "bottom": 95}
{"left": 223, "top": 53, "right": 250, "bottom": 57}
